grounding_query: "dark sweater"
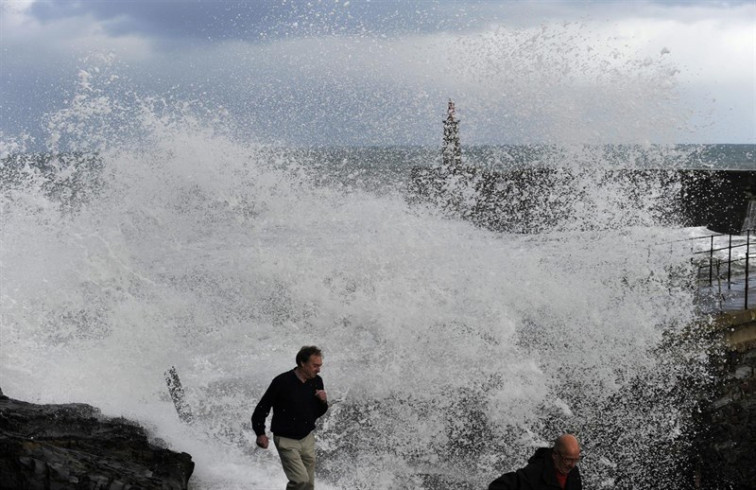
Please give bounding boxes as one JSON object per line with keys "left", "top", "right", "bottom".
{"left": 251, "top": 369, "right": 328, "bottom": 440}
{"left": 488, "top": 447, "right": 582, "bottom": 490}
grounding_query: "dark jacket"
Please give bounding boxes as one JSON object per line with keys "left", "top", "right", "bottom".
{"left": 488, "top": 447, "right": 582, "bottom": 490}
{"left": 251, "top": 369, "right": 328, "bottom": 440}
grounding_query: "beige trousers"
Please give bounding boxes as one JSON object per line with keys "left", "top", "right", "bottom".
{"left": 273, "top": 432, "right": 316, "bottom": 490}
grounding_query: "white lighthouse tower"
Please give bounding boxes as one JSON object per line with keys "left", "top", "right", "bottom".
{"left": 442, "top": 100, "right": 462, "bottom": 171}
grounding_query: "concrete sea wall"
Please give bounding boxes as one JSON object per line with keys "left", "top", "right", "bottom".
{"left": 409, "top": 167, "right": 756, "bottom": 234}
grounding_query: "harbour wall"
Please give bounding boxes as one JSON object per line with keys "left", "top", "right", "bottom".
{"left": 681, "top": 171, "right": 756, "bottom": 234}
{"left": 409, "top": 167, "right": 756, "bottom": 234}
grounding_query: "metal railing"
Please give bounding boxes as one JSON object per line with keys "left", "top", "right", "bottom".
{"left": 692, "top": 230, "right": 754, "bottom": 311}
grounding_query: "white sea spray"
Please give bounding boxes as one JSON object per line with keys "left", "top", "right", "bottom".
{"left": 0, "top": 28, "right": 720, "bottom": 490}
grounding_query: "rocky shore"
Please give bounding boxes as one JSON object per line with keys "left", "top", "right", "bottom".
{"left": 0, "top": 387, "right": 194, "bottom": 490}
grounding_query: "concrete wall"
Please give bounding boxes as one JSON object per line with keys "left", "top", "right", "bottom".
{"left": 409, "top": 167, "right": 756, "bottom": 234}
{"left": 680, "top": 171, "right": 756, "bottom": 234}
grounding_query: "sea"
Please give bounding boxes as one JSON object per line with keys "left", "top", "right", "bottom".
{"left": 1, "top": 84, "right": 755, "bottom": 489}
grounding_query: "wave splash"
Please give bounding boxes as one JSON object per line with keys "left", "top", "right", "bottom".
{"left": 0, "top": 56, "right": 713, "bottom": 490}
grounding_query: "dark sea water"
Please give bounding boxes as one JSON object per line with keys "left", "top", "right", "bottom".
{"left": 279, "top": 143, "right": 755, "bottom": 198}
{"left": 5, "top": 144, "right": 753, "bottom": 203}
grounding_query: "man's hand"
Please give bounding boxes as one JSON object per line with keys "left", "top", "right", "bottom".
{"left": 256, "top": 434, "right": 269, "bottom": 449}
{"left": 315, "top": 389, "right": 327, "bottom": 403}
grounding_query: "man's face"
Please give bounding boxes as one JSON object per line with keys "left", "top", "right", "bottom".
{"left": 552, "top": 447, "right": 580, "bottom": 475}
{"left": 299, "top": 355, "right": 323, "bottom": 379}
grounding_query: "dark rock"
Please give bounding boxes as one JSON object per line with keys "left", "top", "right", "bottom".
{"left": 0, "top": 391, "right": 194, "bottom": 490}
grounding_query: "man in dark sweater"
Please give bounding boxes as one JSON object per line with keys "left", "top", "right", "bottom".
{"left": 252, "top": 346, "right": 329, "bottom": 490}
{"left": 488, "top": 434, "right": 582, "bottom": 490}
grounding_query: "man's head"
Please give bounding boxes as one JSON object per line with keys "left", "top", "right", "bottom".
{"left": 295, "top": 345, "right": 323, "bottom": 380}
{"left": 551, "top": 433, "right": 581, "bottom": 475}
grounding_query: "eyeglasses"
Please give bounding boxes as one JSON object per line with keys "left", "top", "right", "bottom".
{"left": 557, "top": 451, "right": 581, "bottom": 465}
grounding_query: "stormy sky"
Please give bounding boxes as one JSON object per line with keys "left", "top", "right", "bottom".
{"left": 1, "top": 0, "right": 754, "bottom": 147}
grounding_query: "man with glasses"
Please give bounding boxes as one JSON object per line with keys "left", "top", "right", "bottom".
{"left": 488, "top": 433, "right": 582, "bottom": 490}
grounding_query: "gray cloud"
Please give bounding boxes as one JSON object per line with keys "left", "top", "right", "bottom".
{"left": 29, "top": 1, "right": 277, "bottom": 41}
{"left": 29, "top": 0, "right": 730, "bottom": 44}
{"left": 3, "top": 0, "right": 754, "bottom": 147}
{"left": 26, "top": 0, "right": 482, "bottom": 43}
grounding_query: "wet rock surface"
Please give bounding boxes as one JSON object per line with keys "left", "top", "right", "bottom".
{"left": 0, "top": 387, "right": 194, "bottom": 490}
